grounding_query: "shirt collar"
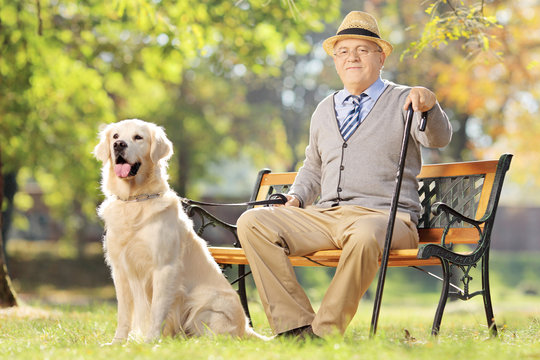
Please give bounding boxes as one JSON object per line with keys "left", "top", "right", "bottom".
{"left": 336, "top": 77, "right": 386, "bottom": 105}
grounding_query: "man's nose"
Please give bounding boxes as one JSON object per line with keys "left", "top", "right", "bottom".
{"left": 347, "top": 51, "right": 361, "bottom": 61}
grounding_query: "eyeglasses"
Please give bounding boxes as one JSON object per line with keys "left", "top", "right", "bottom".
{"left": 333, "top": 46, "right": 382, "bottom": 59}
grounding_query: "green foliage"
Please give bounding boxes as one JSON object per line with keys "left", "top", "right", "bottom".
{"left": 402, "top": 0, "right": 502, "bottom": 60}
{"left": 401, "top": 0, "right": 540, "bottom": 199}
{"left": 3, "top": 0, "right": 539, "bottom": 248}
{"left": 0, "top": 0, "right": 338, "bottom": 242}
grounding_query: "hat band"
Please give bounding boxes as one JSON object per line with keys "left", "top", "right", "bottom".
{"left": 337, "top": 28, "right": 380, "bottom": 39}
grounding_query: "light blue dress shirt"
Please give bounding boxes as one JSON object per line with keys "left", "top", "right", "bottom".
{"left": 334, "top": 78, "right": 388, "bottom": 128}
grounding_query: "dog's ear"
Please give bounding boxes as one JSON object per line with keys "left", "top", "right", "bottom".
{"left": 150, "top": 125, "right": 173, "bottom": 163}
{"left": 93, "top": 124, "right": 111, "bottom": 163}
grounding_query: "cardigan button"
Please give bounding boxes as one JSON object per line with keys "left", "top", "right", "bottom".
{"left": 340, "top": 165, "right": 344, "bottom": 171}
{"left": 343, "top": 143, "right": 348, "bottom": 148}
{"left": 337, "top": 187, "right": 342, "bottom": 192}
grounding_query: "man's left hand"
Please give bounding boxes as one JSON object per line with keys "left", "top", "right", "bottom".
{"left": 403, "top": 87, "right": 437, "bottom": 112}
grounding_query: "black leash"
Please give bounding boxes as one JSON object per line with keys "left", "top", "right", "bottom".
{"left": 181, "top": 193, "right": 288, "bottom": 207}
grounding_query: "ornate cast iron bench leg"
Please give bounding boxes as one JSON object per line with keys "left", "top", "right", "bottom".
{"left": 431, "top": 258, "right": 451, "bottom": 335}
{"left": 482, "top": 253, "right": 497, "bottom": 336}
{"left": 237, "top": 264, "right": 252, "bottom": 326}
{"left": 420, "top": 244, "right": 499, "bottom": 337}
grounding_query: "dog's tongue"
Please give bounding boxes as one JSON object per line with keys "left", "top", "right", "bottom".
{"left": 114, "top": 163, "right": 132, "bottom": 178}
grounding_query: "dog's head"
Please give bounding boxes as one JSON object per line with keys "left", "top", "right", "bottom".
{"left": 94, "top": 119, "right": 173, "bottom": 181}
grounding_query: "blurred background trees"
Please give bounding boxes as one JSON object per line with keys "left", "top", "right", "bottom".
{"left": 0, "top": 0, "right": 338, "bottom": 250}
{"left": 1, "top": 0, "right": 539, "bottom": 305}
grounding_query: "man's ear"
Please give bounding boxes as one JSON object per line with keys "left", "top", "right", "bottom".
{"left": 379, "top": 52, "right": 386, "bottom": 67}
{"left": 93, "top": 124, "right": 111, "bottom": 163}
{"left": 150, "top": 125, "right": 173, "bottom": 163}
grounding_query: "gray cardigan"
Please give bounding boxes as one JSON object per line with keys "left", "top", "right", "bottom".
{"left": 289, "top": 81, "right": 452, "bottom": 224}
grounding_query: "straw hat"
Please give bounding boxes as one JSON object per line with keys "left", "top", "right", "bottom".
{"left": 323, "top": 11, "right": 393, "bottom": 57}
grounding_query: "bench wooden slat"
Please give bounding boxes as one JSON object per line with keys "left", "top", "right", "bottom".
{"left": 417, "top": 227, "right": 480, "bottom": 244}
{"left": 261, "top": 172, "right": 298, "bottom": 186}
{"left": 209, "top": 247, "right": 445, "bottom": 268}
{"left": 476, "top": 172, "right": 496, "bottom": 220}
{"left": 417, "top": 159, "right": 498, "bottom": 178}
{"left": 207, "top": 229, "right": 479, "bottom": 267}
{"left": 261, "top": 160, "right": 500, "bottom": 186}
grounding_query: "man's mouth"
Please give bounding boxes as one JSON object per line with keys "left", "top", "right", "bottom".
{"left": 114, "top": 156, "right": 141, "bottom": 178}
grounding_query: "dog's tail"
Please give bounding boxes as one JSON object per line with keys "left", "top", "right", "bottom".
{"left": 244, "top": 323, "right": 272, "bottom": 341}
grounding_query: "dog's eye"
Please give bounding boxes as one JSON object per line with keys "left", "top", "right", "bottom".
{"left": 134, "top": 135, "right": 143, "bottom": 140}
{"left": 113, "top": 133, "right": 119, "bottom": 139}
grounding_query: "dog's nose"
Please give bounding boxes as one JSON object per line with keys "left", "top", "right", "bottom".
{"left": 113, "top": 140, "right": 128, "bottom": 151}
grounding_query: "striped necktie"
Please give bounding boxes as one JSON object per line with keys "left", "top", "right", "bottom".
{"left": 340, "top": 94, "right": 367, "bottom": 141}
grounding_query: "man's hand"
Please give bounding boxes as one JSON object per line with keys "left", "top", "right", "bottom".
{"left": 276, "top": 194, "right": 299, "bottom": 207}
{"left": 403, "top": 86, "right": 437, "bottom": 112}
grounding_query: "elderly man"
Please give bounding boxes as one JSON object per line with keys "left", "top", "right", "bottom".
{"left": 237, "top": 11, "right": 452, "bottom": 338}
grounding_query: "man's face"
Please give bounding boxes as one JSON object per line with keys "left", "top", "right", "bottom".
{"left": 333, "top": 38, "right": 386, "bottom": 94}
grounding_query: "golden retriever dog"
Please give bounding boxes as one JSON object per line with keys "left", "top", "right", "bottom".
{"left": 94, "top": 119, "right": 264, "bottom": 343}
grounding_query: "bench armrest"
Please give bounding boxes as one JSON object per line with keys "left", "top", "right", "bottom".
{"left": 430, "top": 201, "right": 485, "bottom": 249}
{"left": 181, "top": 201, "right": 240, "bottom": 247}
{"left": 419, "top": 202, "right": 487, "bottom": 265}
{"left": 431, "top": 202, "right": 484, "bottom": 227}
{"left": 417, "top": 242, "right": 481, "bottom": 266}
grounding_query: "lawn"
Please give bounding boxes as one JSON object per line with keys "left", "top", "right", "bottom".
{"left": 1, "top": 301, "right": 539, "bottom": 360}
{"left": 1, "top": 240, "right": 539, "bottom": 359}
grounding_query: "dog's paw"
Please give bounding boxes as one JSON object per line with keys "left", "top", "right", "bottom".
{"left": 145, "top": 332, "right": 162, "bottom": 344}
{"left": 100, "top": 337, "right": 127, "bottom": 347}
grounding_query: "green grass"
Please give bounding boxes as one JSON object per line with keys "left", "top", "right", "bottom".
{"left": 1, "top": 301, "right": 539, "bottom": 360}
{"left": 2, "top": 240, "right": 540, "bottom": 359}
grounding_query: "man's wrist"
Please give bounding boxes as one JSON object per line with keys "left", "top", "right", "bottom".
{"left": 288, "top": 193, "right": 304, "bottom": 208}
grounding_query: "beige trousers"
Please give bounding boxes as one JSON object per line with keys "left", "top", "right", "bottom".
{"left": 236, "top": 205, "right": 418, "bottom": 336}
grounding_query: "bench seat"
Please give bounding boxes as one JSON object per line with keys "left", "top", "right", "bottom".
{"left": 209, "top": 247, "right": 445, "bottom": 267}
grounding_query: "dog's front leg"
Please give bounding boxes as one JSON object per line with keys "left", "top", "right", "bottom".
{"left": 146, "top": 264, "right": 179, "bottom": 342}
{"left": 111, "top": 268, "right": 134, "bottom": 343}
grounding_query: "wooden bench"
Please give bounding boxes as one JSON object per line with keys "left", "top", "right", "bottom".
{"left": 182, "top": 154, "right": 513, "bottom": 336}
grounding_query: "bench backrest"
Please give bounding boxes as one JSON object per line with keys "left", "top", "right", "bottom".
{"left": 248, "top": 154, "right": 513, "bottom": 246}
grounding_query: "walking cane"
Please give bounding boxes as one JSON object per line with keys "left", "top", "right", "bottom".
{"left": 369, "top": 103, "right": 427, "bottom": 336}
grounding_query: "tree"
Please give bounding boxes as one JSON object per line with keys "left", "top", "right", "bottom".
{"left": 398, "top": 0, "right": 540, "bottom": 203}
{"left": 0, "top": 0, "right": 337, "bottom": 306}
{"left": 0, "top": 148, "right": 18, "bottom": 307}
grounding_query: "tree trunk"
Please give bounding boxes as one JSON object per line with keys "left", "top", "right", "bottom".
{"left": 1, "top": 172, "right": 18, "bottom": 256}
{"left": 0, "top": 146, "right": 19, "bottom": 308}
